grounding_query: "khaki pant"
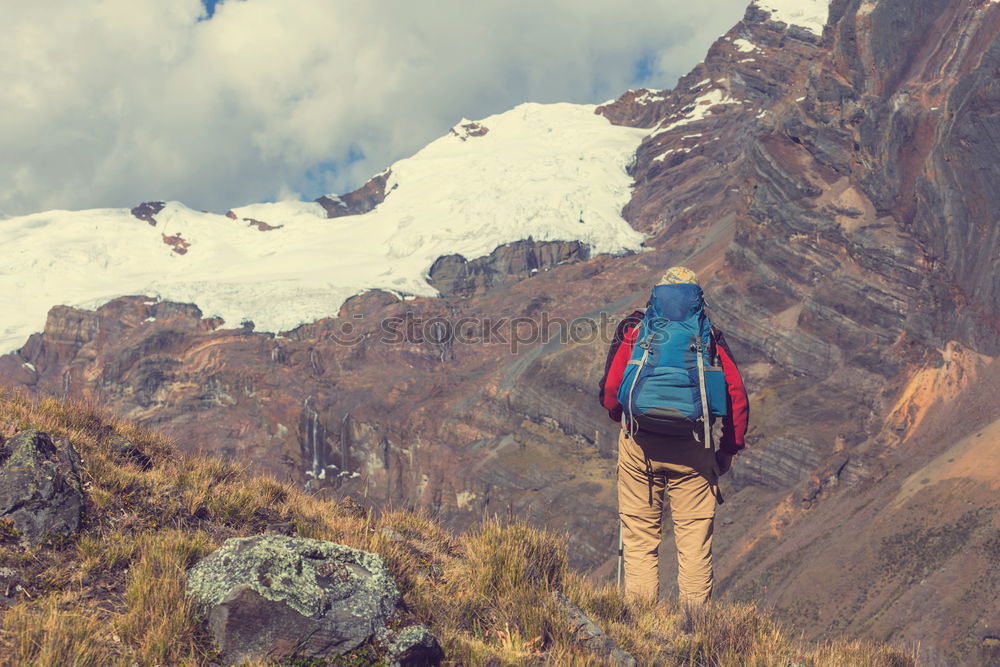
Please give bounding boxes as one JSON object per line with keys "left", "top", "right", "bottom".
{"left": 617, "top": 427, "right": 719, "bottom": 605}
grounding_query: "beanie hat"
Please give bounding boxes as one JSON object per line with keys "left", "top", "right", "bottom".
{"left": 657, "top": 266, "right": 699, "bottom": 286}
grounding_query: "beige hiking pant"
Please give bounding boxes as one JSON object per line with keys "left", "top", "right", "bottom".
{"left": 617, "top": 427, "right": 719, "bottom": 605}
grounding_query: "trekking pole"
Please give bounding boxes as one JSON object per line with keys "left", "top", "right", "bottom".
{"left": 617, "top": 520, "right": 624, "bottom": 590}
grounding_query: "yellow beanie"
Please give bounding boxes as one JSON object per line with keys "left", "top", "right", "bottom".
{"left": 657, "top": 266, "right": 699, "bottom": 286}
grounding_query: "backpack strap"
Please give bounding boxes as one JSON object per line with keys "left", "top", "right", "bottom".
{"left": 695, "top": 340, "right": 713, "bottom": 451}
{"left": 624, "top": 340, "right": 651, "bottom": 437}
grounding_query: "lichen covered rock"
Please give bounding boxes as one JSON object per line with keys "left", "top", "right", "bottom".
{"left": 186, "top": 534, "right": 401, "bottom": 664}
{"left": 387, "top": 624, "right": 444, "bottom": 667}
{"left": 0, "top": 429, "right": 84, "bottom": 544}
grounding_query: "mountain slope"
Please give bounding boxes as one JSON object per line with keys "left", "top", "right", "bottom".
{"left": 0, "top": 388, "right": 916, "bottom": 665}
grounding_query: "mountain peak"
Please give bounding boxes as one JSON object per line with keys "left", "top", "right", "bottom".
{"left": 752, "top": 0, "right": 831, "bottom": 36}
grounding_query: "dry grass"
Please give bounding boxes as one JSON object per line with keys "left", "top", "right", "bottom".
{"left": 2, "top": 592, "right": 112, "bottom": 667}
{"left": 115, "top": 530, "right": 214, "bottom": 665}
{"left": 0, "top": 386, "right": 918, "bottom": 666}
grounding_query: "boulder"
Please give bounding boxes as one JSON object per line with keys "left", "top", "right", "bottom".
{"left": 386, "top": 624, "right": 444, "bottom": 667}
{"left": 0, "top": 430, "right": 84, "bottom": 544}
{"left": 186, "top": 534, "right": 401, "bottom": 665}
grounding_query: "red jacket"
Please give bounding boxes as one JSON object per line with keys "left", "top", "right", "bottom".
{"left": 600, "top": 317, "right": 749, "bottom": 455}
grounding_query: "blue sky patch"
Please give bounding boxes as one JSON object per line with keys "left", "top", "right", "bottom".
{"left": 200, "top": 0, "right": 222, "bottom": 20}
{"left": 630, "top": 53, "right": 657, "bottom": 87}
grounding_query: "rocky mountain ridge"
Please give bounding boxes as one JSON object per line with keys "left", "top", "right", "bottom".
{"left": 2, "top": 1, "right": 999, "bottom": 664}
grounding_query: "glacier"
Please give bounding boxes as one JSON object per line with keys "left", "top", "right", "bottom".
{"left": 0, "top": 102, "right": 648, "bottom": 353}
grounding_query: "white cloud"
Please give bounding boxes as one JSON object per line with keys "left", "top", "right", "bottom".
{"left": 0, "top": 0, "right": 749, "bottom": 216}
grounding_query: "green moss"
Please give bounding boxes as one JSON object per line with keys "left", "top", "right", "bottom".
{"left": 4, "top": 429, "right": 51, "bottom": 468}
{"left": 0, "top": 517, "right": 21, "bottom": 542}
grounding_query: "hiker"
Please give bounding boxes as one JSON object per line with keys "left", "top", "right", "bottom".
{"left": 598, "top": 266, "right": 749, "bottom": 605}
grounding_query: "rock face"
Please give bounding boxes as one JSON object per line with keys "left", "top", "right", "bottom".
{"left": 316, "top": 170, "right": 392, "bottom": 218}
{"left": 0, "top": 430, "right": 83, "bottom": 544}
{"left": 338, "top": 289, "right": 402, "bottom": 319}
{"left": 428, "top": 238, "right": 590, "bottom": 298}
{"left": 186, "top": 535, "right": 401, "bottom": 664}
{"left": 129, "top": 200, "right": 165, "bottom": 226}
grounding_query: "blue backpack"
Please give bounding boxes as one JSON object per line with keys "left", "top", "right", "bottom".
{"left": 617, "top": 283, "right": 728, "bottom": 442}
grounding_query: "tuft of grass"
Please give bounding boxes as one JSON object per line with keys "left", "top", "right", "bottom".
{"left": 114, "top": 529, "right": 214, "bottom": 665}
{"left": 76, "top": 532, "right": 141, "bottom": 580}
{"left": 401, "top": 518, "right": 575, "bottom": 663}
{"left": 2, "top": 592, "right": 115, "bottom": 667}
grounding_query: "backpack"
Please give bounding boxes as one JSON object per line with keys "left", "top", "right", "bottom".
{"left": 617, "top": 283, "right": 728, "bottom": 441}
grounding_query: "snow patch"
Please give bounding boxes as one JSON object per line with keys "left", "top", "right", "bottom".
{"left": 732, "top": 38, "right": 758, "bottom": 52}
{"left": 0, "top": 103, "right": 648, "bottom": 353}
{"left": 653, "top": 147, "right": 692, "bottom": 162}
{"left": 634, "top": 90, "right": 668, "bottom": 105}
{"left": 753, "top": 0, "right": 830, "bottom": 36}
{"left": 649, "top": 89, "right": 741, "bottom": 138}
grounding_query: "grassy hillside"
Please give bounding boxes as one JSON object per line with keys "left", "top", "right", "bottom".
{"left": 0, "top": 386, "right": 915, "bottom": 666}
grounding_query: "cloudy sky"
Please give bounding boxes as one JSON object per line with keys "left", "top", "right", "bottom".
{"left": 1, "top": 0, "right": 749, "bottom": 217}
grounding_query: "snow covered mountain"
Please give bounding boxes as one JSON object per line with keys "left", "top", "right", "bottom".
{"left": 1, "top": 103, "right": 649, "bottom": 354}
{"left": 0, "top": 0, "right": 838, "bottom": 356}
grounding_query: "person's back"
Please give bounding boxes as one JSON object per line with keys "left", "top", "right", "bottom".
{"left": 599, "top": 266, "right": 749, "bottom": 604}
